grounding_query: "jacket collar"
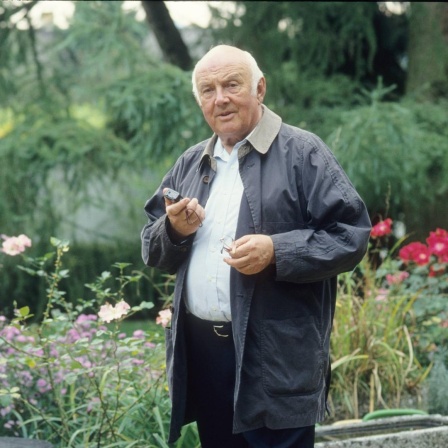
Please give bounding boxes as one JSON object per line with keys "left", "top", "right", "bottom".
{"left": 198, "top": 105, "right": 282, "bottom": 171}
{"left": 247, "top": 105, "right": 282, "bottom": 154}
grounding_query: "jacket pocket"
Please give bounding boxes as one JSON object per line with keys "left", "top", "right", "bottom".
{"left": 260, "top": 316, "right": 323, "bottom": 396}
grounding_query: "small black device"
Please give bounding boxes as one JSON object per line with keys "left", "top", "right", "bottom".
{"left": 164, "top": 188, "right": 183, "bottom": 203}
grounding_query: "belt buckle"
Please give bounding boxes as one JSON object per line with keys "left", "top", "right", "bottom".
{"left": 213, "top": 324, "right": 229, "bottom": 338}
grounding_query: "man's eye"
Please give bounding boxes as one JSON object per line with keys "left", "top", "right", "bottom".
{"left": 201, "top": 88, "right": 214, "bottom": 97}
{"left": 227, "top": 83, "right": 240, "bottom": 92}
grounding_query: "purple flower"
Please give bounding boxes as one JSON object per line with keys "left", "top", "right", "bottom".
{"left": 132, "top": 359, "right": 144, "bottom": 366}
{"left": 133, "top": 330, "right": 145, "bottom": 339}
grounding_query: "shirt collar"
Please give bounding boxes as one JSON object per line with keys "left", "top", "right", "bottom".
{"left": 198, "top": 105, "right": 282, "bottom": 170}
{"left": 213, "top": 133, "right": 250, "bottom": 161}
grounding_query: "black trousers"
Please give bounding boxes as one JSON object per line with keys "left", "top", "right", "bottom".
{"left": 184, "top": 313, "right": 315, "bottom": 448}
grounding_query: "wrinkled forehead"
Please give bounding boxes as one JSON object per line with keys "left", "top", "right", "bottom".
{"left": 195, "top": 49, "right": 251, "bottom": 81}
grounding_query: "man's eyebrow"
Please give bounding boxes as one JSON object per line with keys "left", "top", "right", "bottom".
{"left": 197, "top": 80, "right": 212, "bottom": 90}
{"left": 197, "top": 72, "right": 245, "bottom": 90}
{"left": 223, "top": 73, "right": 245, "bottom": 81}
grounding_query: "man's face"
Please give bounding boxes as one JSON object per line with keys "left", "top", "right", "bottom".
{"left": 195, "top": 49, "right": 265, "bottom": 149}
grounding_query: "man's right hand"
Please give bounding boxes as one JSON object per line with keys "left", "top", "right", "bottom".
{"left": 163, "top": 188, "right": 205, "bottom": 239}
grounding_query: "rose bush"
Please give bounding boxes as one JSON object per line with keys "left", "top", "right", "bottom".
{"left": 372, "top": 220, "right": 447, "bottom": 357}
{"left": 0, "top": 236, "right": 199, "bottom": 447}
{"left": 329, "top": 218, "right": 447, "bottom": 420}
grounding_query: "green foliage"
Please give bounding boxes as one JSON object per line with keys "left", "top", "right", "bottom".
{"left": 427, "top": 353, "right": 448, "bottom": 415}
{"left": 0, "top": 1, "right": 209, "bottom": 315}
{"left": 210, "top": 2, "right": 377, "bottom": 77}
{"left": 328, "top": 92, "right": 448, "bottom": 235}
{"left": 57, "top": 0, "right": 151, "bottom": 83}
{"left": 329, "top": 218, "right": 447, "bottom": 420}
{"left": 330, "top": 241, "right": 431, "bottom": 419}
{"left": 265, "top": 73, "right": 365, "bottom": 138}
{"left": 0, "top": 117, "right": 129, "bottom": 233}
{"left": 330, "top": 270, "right": 427, "bottom": 420}
{"left": 0, "top": 238, "right": 200, "bottom": 447}
{"left": 0, "top": 1, "right": 41, "bottom": 107}
{"left": 209, "top": 2, "right": 378, "bottom": 110}
{"left": 104, "top": 67, "right": 208, "bottom": 161}
{"left": 401, "top": 265, "right": 447, "bottom": 356}
{"left": 0, "top": 0, "right": 208, "bottom": 236}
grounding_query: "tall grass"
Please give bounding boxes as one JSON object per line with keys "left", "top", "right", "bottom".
{"left": 329, "top": 260, "right": 431, "bottom": 420}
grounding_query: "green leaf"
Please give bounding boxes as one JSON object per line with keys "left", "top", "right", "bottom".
{"left": 132, "top": 301, "right": 154, "bottom": 311}
{"left": 50, "top": 237, "right": 62, "bottom": 247}
{"left": 18, "top": 306, "right": 30, "bottom": 317}
{"left": 25, "top": 358, "right": 37, "bottom": 368}
{"left": 113, "top": 262, "right": 132, "bottom": 269}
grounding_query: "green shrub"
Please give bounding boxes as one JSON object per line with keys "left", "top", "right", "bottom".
{"left": 427, "top": 353, "right": 448, "bottom": 415}
{"left": 328, "top": 94, "right": 448, "bottom": 237}
{"left": 0, "top": 237, "right": 199, "bottom": 447}
{"left": 329, "top": 217, "right": 448, "bottom": 420}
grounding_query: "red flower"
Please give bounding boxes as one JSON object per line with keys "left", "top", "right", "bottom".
{"left": 398, "top": 242, "right": 431, "bottom": 265}
{"left": 426, "top": 228, "right": 448, "bottom": 259}
{"left": 371, "top": 218, "right": 393, "bottom": 238}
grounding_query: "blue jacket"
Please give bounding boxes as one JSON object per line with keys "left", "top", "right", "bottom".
{"left": 141, "top": 106, "right": 371, "bottom": 442}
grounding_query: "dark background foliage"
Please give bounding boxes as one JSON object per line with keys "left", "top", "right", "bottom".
{"left": 1, "top": 1, "right": 447, "bottom": 318}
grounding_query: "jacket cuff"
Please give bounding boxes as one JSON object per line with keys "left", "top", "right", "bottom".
{"left": 164, "top": 217, "right": 195, "bottom": 247}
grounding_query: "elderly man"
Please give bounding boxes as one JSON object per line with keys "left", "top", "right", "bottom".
{"left": 141, "top": 45, "right": 371, "bottom": 448}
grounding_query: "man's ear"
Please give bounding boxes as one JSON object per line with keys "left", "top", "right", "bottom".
{"left": 257, "top": 77, "right": 266, "bottom": 103}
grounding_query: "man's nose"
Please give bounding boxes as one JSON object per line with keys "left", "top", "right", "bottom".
{"left": 215, "top": 87, "right": 229, "bottom": 105}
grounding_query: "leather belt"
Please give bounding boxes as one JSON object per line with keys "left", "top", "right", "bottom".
{"left": 185, "top": 312, "right": 232, "bottom": 338}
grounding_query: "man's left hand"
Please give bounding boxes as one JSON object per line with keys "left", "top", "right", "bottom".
{"left": 223, "top": 234, "right": 275, "bottom": 275}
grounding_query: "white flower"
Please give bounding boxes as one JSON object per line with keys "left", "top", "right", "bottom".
{"left": 156, "top": 308, "right": 172, "bottom": 328}
{"left": 1, "top": 234, "right": 32, "bottom": 256}
{"left": 98, "top": 300, "right": 130, "bottom": 323}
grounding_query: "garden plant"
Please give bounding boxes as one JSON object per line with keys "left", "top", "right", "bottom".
{"left": 1, "top": 220, "right": 447, "bottom": 444}
{"left": 329, "top": 219, "right": 448, "bottom": 420}
{"left": 1, "top": 2, "right": 447, "bottom": 444}
{"left": 0, "top": 235, "right": 198, "bottom": 447}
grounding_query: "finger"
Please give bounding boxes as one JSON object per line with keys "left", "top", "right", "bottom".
{"left": 185, "top": 208, "right": 198, "bottom": 225}
{"left": 195, "top": 204, "right": 206, "bottom": 221}
{"left": 185, "top": 199, "right": 205, "bottom": 223}
{"left": 229, "top": 239, "right": 250, "bottom": 259}
{"left": 231, "top": 235, "right": 252, "bottom": 254}
{"left": 224, "top": 257, "right": 257, "bottom": 275}
{"left": 224, "top": 253, "right": 250, "bottom": 268}
{"left": 166, "top": 198, "right": 189, "bottom": 214}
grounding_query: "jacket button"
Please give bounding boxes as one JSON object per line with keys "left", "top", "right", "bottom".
{"left": 202, "top": 175, "right": 210, "bottom": 184}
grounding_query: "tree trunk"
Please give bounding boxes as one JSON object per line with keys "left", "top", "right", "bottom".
{"left": 141, "top": 1, "right": 192, "bottom": 70}
{"left": 406, "top": 2, "right": 448, "bottom": 98}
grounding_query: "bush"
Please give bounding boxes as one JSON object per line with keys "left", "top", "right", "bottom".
{"left": 329, "top": 218, "right": 447, "bottom": 420}
{"left": 328, "top": 94, "right": 448, "bottom": 237}
{"left": 0, "top": 236, "right": 199, "bottom": 447}
{"left": 427, "top": 353, "right": 448, "bottom": 415}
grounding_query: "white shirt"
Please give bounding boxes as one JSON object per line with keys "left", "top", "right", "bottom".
{"left": 184, "top": 137, "right": 246, "bottom": 321}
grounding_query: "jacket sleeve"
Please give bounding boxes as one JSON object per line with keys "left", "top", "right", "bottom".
{"left": 271, "top": 135, "right": 371, "bottom": 283}
{"left": 140, "top": 167, "right": 195, "bottom": 274}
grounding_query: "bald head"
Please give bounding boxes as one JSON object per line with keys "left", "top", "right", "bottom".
{"left": 192, "top": 45, "right": 264, "bottom": 103}
{"left": 190, "top": 45, "right": 266, "bottom": 151}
